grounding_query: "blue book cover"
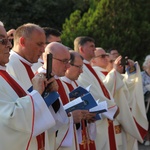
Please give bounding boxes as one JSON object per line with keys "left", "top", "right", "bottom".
{"left": 95, "top": 114, "right": 101, "bottom": 120}
{"left": 44, "top": 91, "right": 60, "bottom": 107}
{"left": 69, "top": 86, "right": 90, "bottom": 98}
{"left": 81, "top": 93, "right": 98, "bottom": 110}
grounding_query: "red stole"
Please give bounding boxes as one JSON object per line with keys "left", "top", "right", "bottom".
{"left": 63, "top": 80, "right": 96, "bottom": 150}
{"left": 0, "top": 70, "right": 27, "bottom": 97}
{"left": 20, "top": 61, "right": 45, "bottom": 150}
{"left": 85, "top": 64, "right": 110, "bottom": 99}
{"left": 63, "top": 81, "right": 74, "bottom": 92}
{"left": 84, "top": 63, "right": 117, "bottom": 150}
{"left": 0, "top": 70, "right": 34, "bottom": 149}
{"left": 21, "top": 61, "right": 34, "bottom": 80}
{"left": 56, "top": 79, "right": 69, "bottom": 105}
{"left": 101, "top": 71, "right": 108, "bottom": 76}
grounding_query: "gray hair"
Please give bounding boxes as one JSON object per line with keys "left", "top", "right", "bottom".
{"left": 143, "top": 55, "right": 150, "bottom": 69}
{"left": 14, "top": 23, "right": 44, "bottom": 46}
{"left": 0, "top": 21, "right": 4, "bottom": 26}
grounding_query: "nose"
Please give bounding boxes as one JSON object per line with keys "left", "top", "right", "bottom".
{"left": 41, "top": 45, "right": 45, "bottom": 53}
{"left": 66, "top": 62, "right": 70, "bottom": 69}
{"left": 7, "top": 39, "right": 12, "bottom": 49}
{"left": 80, "top": 69, "right": 83, "bottom": 73}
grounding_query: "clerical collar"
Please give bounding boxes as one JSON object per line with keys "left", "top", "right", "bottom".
{"left": 0, "top": 65, "right": 6, "bottom": 71}
{"left": 93, "top": 66, "right": 108, "bottom": 72}
{"left": 38, "top": 66, "right": 46, "bottom": 74}
{"left": 61, "top": 76, "right": 72, "bottom": 84}
{"left": 83, "top": 59, "right": 90, "bottom": 64}
{"left": 10, "top": 50, "right": 33, "bottom": 66}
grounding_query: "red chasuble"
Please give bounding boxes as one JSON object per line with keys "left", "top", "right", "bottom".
{"left": 63, "top": 80, "right": 96, "bottom": 150}
{"left": 85, "top": 63, "right": 117, "bottom": 150}
{"left": 20, "top": 61, "right": 45, "bottom": 150}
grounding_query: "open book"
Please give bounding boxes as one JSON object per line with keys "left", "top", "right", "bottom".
{"left": 89, "top": 101, "right": 108, "bottom": 114}
{"left": 64, "top": 97, "right": 86, "bottom": 113}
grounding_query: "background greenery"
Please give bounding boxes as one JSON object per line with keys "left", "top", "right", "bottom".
{"left": 0, "top": 0, "right": 150, "bottom": 67}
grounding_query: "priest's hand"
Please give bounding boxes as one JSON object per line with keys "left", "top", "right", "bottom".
{"left": 32, "top": 73, "right": 55, "bottom": 95}
{"left": 72, "top": 110, "right": 89, "bottom": 124}
{"left": 113, "top": 56, "right": 124, "bottom": 74}
{"left": 46, "top": 78, "right": 58, "bottom": 92}
{"left": 84, "top": 112, "right": 96, "bottom": 123}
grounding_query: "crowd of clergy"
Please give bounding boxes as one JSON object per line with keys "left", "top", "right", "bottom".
{"left": 0, "top": 21, "right": 149, "bottom": 150}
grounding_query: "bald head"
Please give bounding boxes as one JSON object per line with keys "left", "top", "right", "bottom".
{"left": 94, "top": 47, "right": 105, "bottom": 56}
{"left": 44, "top": 42, "right": 68, "bottom": 57}
{"left": 43, "top": 42, "right": 70, "bottom": 77}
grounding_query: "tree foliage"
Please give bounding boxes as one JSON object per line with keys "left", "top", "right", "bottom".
{"left": 0, "top": 0, "right": 74, "bottom": 31}
{"left": 61, "top": 0, "right": 150, "bottom": 65}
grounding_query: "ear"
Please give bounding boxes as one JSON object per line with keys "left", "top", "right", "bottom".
{"left": 19, "top": 37, "right": 26, "bottom": 47}
{"left": 79, "top": 46, "right": 84, "bottom": 54}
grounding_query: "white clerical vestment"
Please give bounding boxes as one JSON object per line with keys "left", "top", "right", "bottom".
{"left": 6, "top": 51, "right": 69, "bottom": 150}
{"left": 0, "top": 66, "right": 56, "bottom": 150}
{"left": 93, "top": 66, "right": 130, "bottom": 150}
{"left": 38, "top": 66, "right": 79, "bottom": 150}
{"left": 94, "top": 64, "right": 148, "bottom": 150}
{"left": 32, "top": 58, "right": 44, "bottom": 73}
{"left": 61, "top": 76, "right": 97, "bottom": 150}
{"left": 77, "top": 60, "right": 118, "bottom": 150}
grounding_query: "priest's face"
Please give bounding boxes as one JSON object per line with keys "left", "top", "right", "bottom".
{"left": 81, "top": 41, "right": 95, "bottom": 61}
{"left": 21, "top": 30, "right": 46, "bottom": 63}
{"left": 65, "top": 55, "right": 83, "bottom": 80}
{"left": 92, "top": 48, "right": 109, "bottom": 69}
{"left": 0, "top": 25, "right": 12, "bottom": 66}
{"left": 52, "top": 46, "right": 70, "bottom": 77}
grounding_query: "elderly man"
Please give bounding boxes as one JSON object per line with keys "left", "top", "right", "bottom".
{"left": 91, "top": 47, "right": 109, "bottom": 77}
{"left": 38, "top": 42, "right": 90, "bottom": 150}
{"left": 0, "top": 23, "right": 59, "bottom": 149}
{"left": 6, "top": 23, "right": 69, "bottom": 150}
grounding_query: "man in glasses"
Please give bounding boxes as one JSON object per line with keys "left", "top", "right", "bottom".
{"left": 38, "top": 42, "right": 87, "bottom": 150}
{"left": 6, "top": 23, "right": 69, "bottom": 150}
{"left": 0, "top": 22, "right": 60, "bottom": 150}
{"left": 91, "top": 47, "right": 109, "bottom": 78}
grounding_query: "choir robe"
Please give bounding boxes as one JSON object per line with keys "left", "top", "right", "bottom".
{"left": 38, "top": 66, "right": 79, "bottom": 150}
{"left": 94, "top": 64, "right": 148, "bottom": 150}
{"left": 77, "top": 60, "right": 118, "bottom": 150}
{"left": 61, "top": 76, "right": 97, "bottom": 150}
{"left": 0, "top": 66, "right": 56, "bottom": 150}
{"left": 93, "top": 66, "right": 127, "bottom": 150}
{"left": 6, "top": 51, "right": 69, "bottom": 150}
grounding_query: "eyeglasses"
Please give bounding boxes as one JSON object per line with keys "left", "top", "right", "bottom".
{"left": 0, "top": 38, "right": 11, "bottom": 45}
{"left": 109, "top": 60, "right": 115, "bottom": 63}
{"left": 111, "top": 52, "right": 119, "bottom": 56}
{"left": 53, "top": 57, "right": 70, "bottom": 64}
{"left": 95, "top": 54, "right": 109, "bottom": 58}
{"left": 71, "top": 64, "right": 83, "bottom": 69}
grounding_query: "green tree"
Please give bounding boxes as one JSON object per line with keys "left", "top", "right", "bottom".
{"left": 62, "top": 0, "right": 150, "bottom": 65}
{"left": 0, "top": 0, "right": 74, "bottom": 31}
